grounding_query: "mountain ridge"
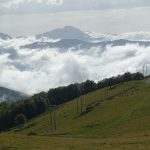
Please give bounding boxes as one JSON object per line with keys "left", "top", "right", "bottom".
{"left": 21, "top": 38, "right": 150, "bottom": 50}
{"left": 0, "top": 86, "right": 29, "bottom": 103}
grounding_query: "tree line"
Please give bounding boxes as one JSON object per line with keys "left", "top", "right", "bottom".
{"left": 0, "top": 72, "right": 144, "bottom": 132}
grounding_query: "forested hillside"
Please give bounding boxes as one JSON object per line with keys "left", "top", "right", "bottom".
{"left": 0, "top": 72, "right": 144, "bottom": 132}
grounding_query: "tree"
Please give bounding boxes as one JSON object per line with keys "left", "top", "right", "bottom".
{"left": 133, "top": 72, "right": 144, "bottom": 80}
{"left": 15, "top": 114, "right": 27, "bottom": 125}
{"left": 82, "top": 80, "right": 97, "bottom": 94}
{"left": 123, "top": 72, "right": 133, "bottom": 81}
{"left": 23, "top": 100, "right": 37, "bottom": 119}
{"left": 107, "top": 78, "right": 114, "bottom": 89}
{"left": 0, "top": 71, "right": 145, "bottom": 132}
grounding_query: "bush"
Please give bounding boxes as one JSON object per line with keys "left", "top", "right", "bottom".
{"left": 14, "top": 114, "right": 27, "bottom": 125}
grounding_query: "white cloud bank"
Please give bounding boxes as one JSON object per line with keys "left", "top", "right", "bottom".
{"left": 0, "top": 0, "right": 63, "bottom": 8}
{"left": 1, "top": 0, "right": 150, "bottom": 9}
{"left": 87, "top": 31, "right": 150, "bottom": 42}
{"left": 0, "top": 37, "right": 150, "bottom": 94}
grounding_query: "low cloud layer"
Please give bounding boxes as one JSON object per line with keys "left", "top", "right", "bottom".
{"left": 0, "top": 36, "right": 150, "bottom": 94}
{"left": 88, "top": 31, "right": 150, "bottom": 41}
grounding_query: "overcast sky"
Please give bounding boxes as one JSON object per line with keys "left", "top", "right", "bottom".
{"left": 0, "top": 0, "right": 150, "bottom": 36}
{"left": 1, "top": 0, "right": 150, "bottom": 94}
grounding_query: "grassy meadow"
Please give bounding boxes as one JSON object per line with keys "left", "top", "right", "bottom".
{"left": 0, "top": 80, "right": 150, "bottom": 149}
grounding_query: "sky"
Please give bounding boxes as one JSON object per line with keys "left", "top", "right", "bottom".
{"left": 0, "top": 0, "right": 150, "bottom": 95}
{"left": 0, "top": 0, "right": 150, "bottom": 36}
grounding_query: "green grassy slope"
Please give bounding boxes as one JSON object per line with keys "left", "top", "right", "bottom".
{"left": 9, "top": 80, "right": 150, "bottom": 138}
{"left": 0, "top": 80, "right": 150, "bottom": 150}
{"left": 0, "top": 133, "right": 150, "bottom": 150}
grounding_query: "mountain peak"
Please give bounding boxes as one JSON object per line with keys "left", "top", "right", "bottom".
{"left": 63, "top": 25, "right": 77, "bottom": 29}
{"left": 62, "top": 26, "right": 83, "bottom": 32}
{"left": 36, "top": 26, "right": 91, "bottom": 41}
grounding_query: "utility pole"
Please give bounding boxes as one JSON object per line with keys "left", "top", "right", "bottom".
{"left": 76, "top": 85, "right": 80, "bottom": 116}
{"left": 49, "top": 105, "right": 56, "bottom": 132}
{"left": 76, "top": 85, "right": 84, "bottom": 116}
{"left": 50, "top": 109, "right": 53, "bottom": 132}
{"left": 77, "top": 97, "right": 79, "bottom": 115}
{"left": 147, "top": 64, "right": 149, "bottom": 76}
{"left": 53, "top": 109, "right": 56, "bottom": 132}
{"left": 146, "top": 65, "right": 148, "bottom": 77}
{"left": 80, "top": 84, "right": 84, "bottom": 114}
{"left": 81, "top": 94, "right": 83, "bottom": 113}
{"left": 143, "top": 65, "right": 145, "bottom": 77}
{"left": 104, "top": 80, "right": 108, "bottom": 100}
{"left": 105, "top": 87, "right": 107, "bottom": 100}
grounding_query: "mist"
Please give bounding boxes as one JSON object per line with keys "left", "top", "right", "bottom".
{"left": 0, "top": 36, "right": 150, "bottom": 94}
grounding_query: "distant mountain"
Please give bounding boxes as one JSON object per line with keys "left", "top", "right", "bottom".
{"left": 0, "top": 87, "right": 29, "bottom": 103}
{"left": 21, "top": 39, "right": 91, "bottom": 50}
{"left": 0, "top": 32, "right": 12, "bottom": 40}
{"left": 36, "top": 26, "right": 91, "bottom": 41}
{"left": 21, "top": 39, "right": 150, "bottom": 50}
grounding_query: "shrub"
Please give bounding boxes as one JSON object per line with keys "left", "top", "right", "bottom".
{"left": 14, "top": 114, "right": 27, "bottom": 125}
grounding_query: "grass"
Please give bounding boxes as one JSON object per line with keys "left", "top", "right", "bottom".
{"left": 0, "top": 133, "right": 150, "bottom": 150}
{"left": 0, "top": 80, "right": 150, "bottom": 149}
{"left": 0, "top": 139, "right": 8, "bottom": 150}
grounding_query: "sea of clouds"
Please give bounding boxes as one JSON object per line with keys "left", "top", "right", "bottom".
{"left": 87, "top": 31, "right": 150, "bottom": 42}
{"left": 0, "top": 35, "right": 150, "bottom": 95}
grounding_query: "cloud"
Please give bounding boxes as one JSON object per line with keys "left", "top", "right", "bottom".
{"left": 1, "top": 8, "right": 150, "bottom": 37}
{"left": 88, "top": 31, "right": 150, "bottom": 41}
{"left": 1, "top": 0, "right": 150, "bottom": 13}
{"left": 0, "top": 0, "right": 22, "bottom": 8}
{"left": 0, "top": 37, "right": 150, "bottom": 95}
{"left": 0, "top": 0, "right": 63, "bottom": 8}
